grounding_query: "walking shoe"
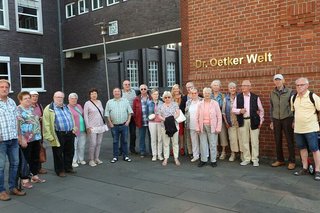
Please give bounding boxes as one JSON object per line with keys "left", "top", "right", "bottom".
{"left": 175, "top": 158, "right": 181, "bottom": 166}
{"left": 219, "top": 152, "right": 226, "bottom": 160}
{"left": 287, "top": 163, "right": 296, "bottom": 170}
{"left": 162, "top": 159, "right": 168, "bottom": 166}
{"left": 0, "top": 191, "right": 11, "bottom": 201}
{"left": 95, "top": 159, "right": 103, "bottom": 165}
{"left": 253, "top": 161, "right": 259, "bottom": 167}
{"left": 240, "top": 160, "right": 251, "bottom": 166}
{"left": 271, "top": 161, "right": 285, "bottom": 167}
{"left": 89, "top": 160, "right": 97, "bottom": 167}
{"left": 314, "top": 171, "right": 320, "bottom": 181}
{"left": 229, "top": 153, "right": 235, "bottom": 162}
{"left": 211, "top": 162, "right": 217, "bottom": 167}
{"left": 294, "top": 168, "right": 308, "bottom": 176}
{"left": 10, "top": 188, "right": 26, "bottom": 196}
{"left": 198, "top": 161, "right": 206, "bottom": 167}
{"left": 31, "top": 176, "right": 46, "bottom": 183}
{"left": 152, "top": 156, "right": 157, "bottom": 161}
{"left": 79, "top": 160, "right": 86, "bottom": 165}
{"left": 124, "top": 157, "right": 132, "bottom": 162}
{"left": 158, "top": 156, "right": 164, "bottom": 161}
{"left": 72, "top": 161, "right": 79, "bottom": 168}
{"left": 191, "top": 157, "right": 199, "bottom": 162}
{"left": 110, "top": 158, "right": 118, "bottom": 163}
{"left": 21, "top": 180, "right": 33, "bottom": 189}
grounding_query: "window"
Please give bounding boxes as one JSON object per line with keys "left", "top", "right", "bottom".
{"left": 92, "top": 0, "right": 103, "bottom": 10}
{"left": 19, "top": 57, "right": 44, "bottom": 91}
{"left": 0, "top": 56, "right": 11, "bottom": 84}
{"left": 148, "top": 61, "right": 159, "bottom": 88}
{"left": 16, "top": 0, "right": 43, "bottom": 34}
{"left": 65, "top": 3, "right": 75, "bottom": 18}
{"left": 0, "top": 0, "right": 9, "bottom": 29}
{"left": 106, "top": 0, "right": 119, "bottom": 6}
{"left": 127, "top": 60, "right": 138, "bottom": 88}
{"left": 167, "top": 43, "right": 176, "bottom": 50}
{"left": 167, "top": 62, "right": 176, "bottom": 87}
{"left": 78, "top": 0, "right": 89, "bottom": 15}
{"left": 108, "top": 20, "right": 118, "bottom": 36}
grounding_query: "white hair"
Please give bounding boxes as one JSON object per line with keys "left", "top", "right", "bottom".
{"left": 68, "top": 93, "right": 78, "bottom": 99}
{"left": 210, "top": 79, "right": 221, "bottom": 87}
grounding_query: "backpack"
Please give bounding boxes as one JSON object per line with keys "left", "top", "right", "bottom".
{"left": 292, "top": 91, "right": 318, "bottom": 114}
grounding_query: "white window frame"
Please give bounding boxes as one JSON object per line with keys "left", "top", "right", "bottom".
{"left": 19, "top": 57, "right": 45, "bottom": 91}
{"left": 15, "top": 0, "right": 43, "bottom": 34}
{"left": 108, "top": 20, "right": 118, "bottom": 36}
{"left": 0, "top": 0, "right": 9, "bottom": 30}
{"left": 167, "top": 43, "right": 176, "bottom": 50}
{"left": 92, "top": 0, "right": 103, "bottom": 11}
{"left": 106, "top": 0, "right": 119, "bottom": 6}
{"left": 65, "top": 2, "right": 75, "bottom": 18}
{"left": 0, "top": 56, "right": 11, "bottom": 86}
{"left": 167, "top": 62, "right": 176, "bottom": 87}
{"left": 148, "top": 61, "right": 159, "bottom": 88}
{"left": 78, "top": 0, "right": 89, "bottom": 15}
{"left": 127, "top": 60, "right": 139, "bottom": 89}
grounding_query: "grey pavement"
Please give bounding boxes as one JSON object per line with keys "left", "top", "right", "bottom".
{"left": 1, "top": 132, "right": 320, "bottom": 213}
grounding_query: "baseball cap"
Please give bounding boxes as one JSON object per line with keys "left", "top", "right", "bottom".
{"left": 273, "top": 74, "right": 284, "bottom": 80}
{"left": 29, "top": 91, "right": 39, "bottom": 95}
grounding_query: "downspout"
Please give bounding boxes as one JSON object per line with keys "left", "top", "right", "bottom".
{"left": 57, "top": 0, "right": 64, "bottom": 91}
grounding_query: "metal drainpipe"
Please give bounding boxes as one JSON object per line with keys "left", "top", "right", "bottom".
{"left": 57, "top": 0, "right": 64, "bottom": 91}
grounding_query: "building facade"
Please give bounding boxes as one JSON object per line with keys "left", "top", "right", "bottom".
{"left": 181, "top": 0, "right": 320, "bottom": 158}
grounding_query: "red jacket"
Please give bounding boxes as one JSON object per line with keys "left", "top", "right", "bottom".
{"left": 132, "top": 95, "right": 151, "bottom": 128}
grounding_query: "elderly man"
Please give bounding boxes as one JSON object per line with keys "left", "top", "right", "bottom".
{"left": 30, "top": 90, "right": 47, "bottom": 174}
{"left": 292, "top": 77, "right": 320, "bottom": 181}
{"left": 122, "top": 80, "right": 137, "bottom": 154}
{"left": 43, "top": 91, "right": 76, "bottom": 177}
{"left": 105, "top": 88, "right": 133, "bottom": 163}
{"left": 0, "top": 79, "right": 26, "bottom": 201}
{"left": 270, "top": 74, "right": 295, "bottom": 170}
{"left": 183, "top": 81, "right": 195, "bottom": 157}
{"left": 210, "top": 80, "right": 229, "bottom": 160}
{"left": 232, "top": 80, "right": 264, "bottom": 167}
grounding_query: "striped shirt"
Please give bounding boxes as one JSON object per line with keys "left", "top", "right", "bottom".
{"left": 104, "top": 98, "right": 133, "bottom": 125}
{"left": 54, "top": 104, "right": 74, "bottom": 131}
{"left": 122, "top": 89, "right": 136, "bottom": 108}
{"left": 0, "top": 98, "right": 18, "bottom": 141}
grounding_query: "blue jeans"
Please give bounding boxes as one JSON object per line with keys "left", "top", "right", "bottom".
{"left": 139, "top": 126, "right": 149, "bottom": 155}
{"left": 0, "top": 139, "right": 19, "bottom": 192}
{"left": 112, "top": 125, "right": 129, "bottom": 158}
{"left": 295, "top": 132, "right": 319, "bottom": 152}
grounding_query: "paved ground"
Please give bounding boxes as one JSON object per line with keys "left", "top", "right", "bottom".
{"left": 1, "top": 132, "right": 320, "bottom": 213}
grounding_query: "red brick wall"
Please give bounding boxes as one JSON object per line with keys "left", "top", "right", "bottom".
{"left": 181, "top": 0, "right": 320, "bottom": 158}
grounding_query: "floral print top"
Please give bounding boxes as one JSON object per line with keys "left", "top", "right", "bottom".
{"left": 17, "top": 105, "right": 42, "bottom": 143}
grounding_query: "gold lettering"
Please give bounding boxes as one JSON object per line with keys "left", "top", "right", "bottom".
{"left": 217, "top": 59, "right": 223, "bottom": 66}
{"left": 258, "top": 55, "right": 264, "bottom": 62}
{"left": 267, "top": 52, "right": 272, "bottom": 62}
{"left": 239, "top": 57, "right": 244, "bottom": 64}
{"left": 233, "top": 58, "right": 239, "bottom": 65}
{"left": 195, "top": 60, "right": 203, "bottom": 68}
{"left": 210, "top": 58, "right": 217, "bottom": 66}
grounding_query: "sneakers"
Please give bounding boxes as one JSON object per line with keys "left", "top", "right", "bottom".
{"left": 219, "top": 152, "right": 226, "bottom": 160}
{"left": 229, "top": 153, "right": 235, "bottom": 162}
{"left": 110, "top": 158, "right": 118, "bottom": 163}
{"left": 79, "top": 160, "right": 86, "bottom": 165}
{"left": 211, "top": 162, "right": 217, "bottom": 167}
{"left": 124, "top": 157, "right": 132, "bottom": 162}
{"left": 271, "top": 161, "right": 285, "bottom": 167}
{"left": 240, "top": 160, "right": 251, "bottom": 166}
{"left": 0, "top": 191, "right": 11, "bottom": 201}
{"left": 175, "top": 158, "right": 181, "bottom": 166}
{"left": 198, "top": 161, "right": 206, "bottom": 167}
{"left": 191, "top": 157, "right": 199, "bottom": 162}
{"left": 294, "top": 168, "right": 308, "bottom": 176}
{"left": 152, "top": 156, "right": 157, "bottom": 161}
{"left": 89, "top": 160, "right": 97, "bottom": 167}
{"left": 72, "top": 161, "right": 79, "bottom": 168}
{"left": 10, "top": 188, "right": 26, "bottom": 196}
{"left": 287, "top": 163, "right": 296, "bottom": 170}
{"left": 158, "top": 156, "right": 164, "bottom": 161}
{"left": 95, "top": 159, "right": 103, "bottom": 165}
{"left": 315, "top": 171, "right": 320, "bottom": 181}
{"left": 253, "top": 161, "right": 259, "bottom": 167}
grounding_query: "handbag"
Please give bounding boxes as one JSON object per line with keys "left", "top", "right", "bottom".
{"left": 39, "top": 143, "right": 47, "bottom": 163}
{"left": 175, "top": 109, "right": 186, "bottom": 123}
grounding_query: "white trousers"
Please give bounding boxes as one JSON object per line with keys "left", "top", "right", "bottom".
{"left": 199, "top": 125, "right": 218, "bottom": 163}
{"left": 148, "top": 122, "right": 163, "bottom": 157}
{"left": 162, "top": 128, "right": 179, "bottom": 159}
{"left": 73, "top": 132, "right": 87, "bottom": 162}
{"left": 190, "top": 129, "right": 200, "bottom": 159}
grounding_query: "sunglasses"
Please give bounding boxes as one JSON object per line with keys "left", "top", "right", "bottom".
{"left": 164, "top": 97, "right": 171, "bottom": 99}
{"left": 140, "top": 88, "right": 147, "bottom": 91}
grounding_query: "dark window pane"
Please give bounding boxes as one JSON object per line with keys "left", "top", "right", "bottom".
{"left": 0, "top": 11, "right": 4, "bottom": 25}
{"left": 21, "top": 77, "right": 42, "bottom": 88}
{"left": 0, "top": 63, "right": 8, "bottom": 74}
{"left": 18, "top": 6, "right": 37, "bottom": 15}
{"left": 21, "top": 64, "right": 41, "bottom": 75}
{"left": 19, "top": 14, "right": 38, "bottom": 30}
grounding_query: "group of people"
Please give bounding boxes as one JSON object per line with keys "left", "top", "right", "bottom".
{"left": 1, "top": 74, "right": 320, "bottom": 201}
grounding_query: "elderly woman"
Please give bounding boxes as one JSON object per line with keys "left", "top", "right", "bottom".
{"left": 17, "top": 91, "right": 45, "bottom": 189}
{"left": 171, "top": 84, "right": 186, "bottom": 156}
{"left": 158, "top": 91, "right": 181, "bottom": 166}
{"left": 185, "top": 88, "right": 202, "bottom": 162}
{"left": 222, "top": 82, "right": 242, "bottom": 161}
{"left": 196, "top": 87, "right": 222, "bottom": 167}
{"left": 84, "top": 88, "right": 106, "bottom": 167}
{"left": 147, "top": 88, "right": 163, "bottom": 161}
{"left": 68, "top": 93, "right": 87, "bottom": 167}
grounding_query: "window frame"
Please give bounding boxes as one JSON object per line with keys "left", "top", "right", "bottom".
{"left": 167, "top": 62, "right": 176, "bottom": 87}
{"left": 92, "top": 0, "right": 103, "bottom": 11}
{"left": 78, "top": 0, "right": 89, "bottom": 15}
{"left": 148, "top": 61, "right": 159, "bottom": 88}
{"left": 65, "top": 2, "right": 75, "bottom": 18}
{"left": 166, "top": 43, "right": 176, "bottom": 50}
{"left": 0, "top": 0, "right": 9, "bottom": 30}
{"left": 127, "top": 60, "right": 139, "bottom": 89}
{"left": 106, "top": 0, "right": 119, "bottom": 7}
{"left": 108, "top": 20, "right": 118, "bottom": 36}
{"left": 0, "top": 56, "right": 11, "bottom": 87}
{"left": 15, "top": 0, "right": 43, "bottom": 34}
{"left": 19, "top": 57, "right": 45, "bottom": 91}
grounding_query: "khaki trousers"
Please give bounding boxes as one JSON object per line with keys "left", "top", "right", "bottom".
{"left": 162, "top": 128, "right": 179, "bottom": 159}
{"left": 228, "top": 126, "right": 242, "bottom": 153}
{"left": 239, "top": 119, "right": 260, "bottom": 162}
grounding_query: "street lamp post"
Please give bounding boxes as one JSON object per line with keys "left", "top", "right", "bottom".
{"left": 99, "top": 23, "right": 110, "bottom": 101}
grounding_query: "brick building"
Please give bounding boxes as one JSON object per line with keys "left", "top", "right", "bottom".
{"left": 181, "top": 0, "right": 320, "bottom": 158}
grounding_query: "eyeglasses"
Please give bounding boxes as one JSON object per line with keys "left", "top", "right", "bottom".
{"left": 191, "top": 93, "right": 197, "bottom": 94}
{"left": 140, "top": 88, "right": 147, "bottom": 91}
{"left": 164, "top": 97, "right": 171, "bottom": 99}
{"left": 296, "top": 84, "right": 306, "bottom": 87}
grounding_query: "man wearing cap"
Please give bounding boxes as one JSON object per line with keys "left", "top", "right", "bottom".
{"left": 270, "top": 74, "right": 295, "bottom": 170}
{"left": 0, "top": 79, "right": 26, "bottom": 201}
{"left": 30, "top": 91, "right": 47, "bottom": 174}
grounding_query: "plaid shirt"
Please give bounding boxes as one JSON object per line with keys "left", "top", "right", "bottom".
{"left": 141, "top": 98, "right": 148, "bottom": 126}
{"left": 0, "top": 98, "right": 18, "bottom": 141}
{"left": 105, "top": 98, "right": 133, "bottom": 124}
{"left": 54, "top": 104, "right": 74, "bottom": 131}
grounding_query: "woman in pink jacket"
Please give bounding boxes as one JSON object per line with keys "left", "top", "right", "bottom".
{"left": 196, "top": 87, "right": 222, "bottom": 168}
